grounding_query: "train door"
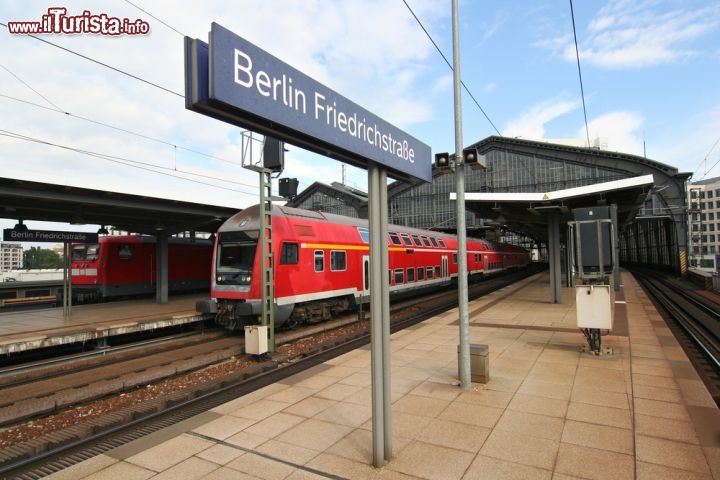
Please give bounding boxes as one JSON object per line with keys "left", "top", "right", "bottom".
{"left": 442, "top": 255, "right": 448, "bottom": 278}
{"left": 362, "top": 255, "right": 370, "bottom": 297}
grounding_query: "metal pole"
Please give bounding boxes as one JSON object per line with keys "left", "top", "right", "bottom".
{"left": 63, "top": 242, "right": 71, "bottom": 316}
{"left": 368, "top": 163, "right": 385, "bottom": 467}
{"left": 379, "top": 167, "right": 392, "bottom": 460}
{"left": 259, "top": 168, "right": 275, "bottom": 351}
{"left": 452, "top": 0, "right": 471, "bottom": 389}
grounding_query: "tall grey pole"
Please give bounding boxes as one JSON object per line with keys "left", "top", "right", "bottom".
{"left": 379, "top": 167, "right": 392, "bottom": 459}
{"left": 452, "top": 0, "right": 471, "bottom": 389}
{"left": 368, "top": 163, "right": 385, "bottom": 467}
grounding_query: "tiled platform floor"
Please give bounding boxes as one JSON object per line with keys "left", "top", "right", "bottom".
{"left": 44, "top": 271, "right": 720, "bottom": 479}
{"left": 0, "top": 293, "right": 207, "bottom": 354}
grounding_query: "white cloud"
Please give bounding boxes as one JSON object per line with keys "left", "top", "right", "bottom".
{"left": 582, "top": 111, "right": 645, "bottom": 155}
{"left": 539, "top": 0, "right": 720, "bottom": 68}
{"left": 502, "top": 97, "right": 578, "bottom": 138}
{"left": 0, "top": 0, "right": 449, "bottom": 212}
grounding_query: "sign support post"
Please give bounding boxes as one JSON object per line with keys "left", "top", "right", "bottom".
{"left": 368, "top": 163, "right": 392, "bottom": 466}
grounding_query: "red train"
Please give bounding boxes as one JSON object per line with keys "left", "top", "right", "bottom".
{"left": 71, "top": 235, "right": 212, "bottom": 303}
{"left": 198, "top": 204, "right": 530, "bottom": 330}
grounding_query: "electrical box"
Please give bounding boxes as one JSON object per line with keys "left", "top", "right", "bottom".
{"left": 575, "top": 285, "right": 613, "bottom": 329}
{"left": 572, "top": 206, "right": 613, "bottom": 273}
{"left": 244, "top": 325, "right": 268, "bottom": 355}
{"left": 458, "top": 343, "right": 489, "bottom": 383}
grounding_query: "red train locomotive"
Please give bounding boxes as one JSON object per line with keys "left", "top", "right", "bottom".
{"left": 198, "top": 205, "right": 530, "bottom": 330}
{"left": 71, "top": 235, "right": 212, "bottom": 303}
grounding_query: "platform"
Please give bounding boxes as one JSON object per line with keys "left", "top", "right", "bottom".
{"left": 43, "top": 271, "right": 720, "bottom": 479}
{"left": 0, "top": 294, "right": 211, "bottom": 355}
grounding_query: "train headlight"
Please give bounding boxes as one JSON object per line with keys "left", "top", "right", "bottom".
{"left": 216, "top": 275, "right": 223, "bottom": 284}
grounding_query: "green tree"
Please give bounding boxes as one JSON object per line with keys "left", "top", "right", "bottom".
{"left": 22, "top": 247, "right": 63, "bottom": 269}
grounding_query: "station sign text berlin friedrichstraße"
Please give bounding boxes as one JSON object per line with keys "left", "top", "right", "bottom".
{"left": 185, "top": 23, "right": 431, "bottom": 183}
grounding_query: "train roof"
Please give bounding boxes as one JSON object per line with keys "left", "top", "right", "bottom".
{"left": 92, "top": 235, "right": 212, "bottom": 245}
{"left": 222, "top": 205, "right": 499, "bottom": 244}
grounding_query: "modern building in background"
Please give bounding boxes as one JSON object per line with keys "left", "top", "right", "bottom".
{"left": 0, "top": 242, "right": 23, "bottom": 271}
{"left": 687, "top": 176, "right": 720, "bottom": 271}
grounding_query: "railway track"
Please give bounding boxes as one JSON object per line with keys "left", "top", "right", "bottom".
{"left": 630, "top": 268, "right": 720, "bottom": 405}
{"left": 0, "top": 266, "right": 542, "bottom": 478}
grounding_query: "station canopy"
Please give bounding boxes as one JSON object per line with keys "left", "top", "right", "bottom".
{"left": 453, "top": 174, "right": 655, "bottom": 242}
{"left": 0, "top": 177, "right": 239, "bottom": 236}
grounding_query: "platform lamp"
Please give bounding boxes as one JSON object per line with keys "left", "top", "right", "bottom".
{"left": 435, "top": 152, "right": 451, "bottom": 170}
{"left": 13, "top": 219, "right": 29, "bottom": 232}
{"left": 462, "top": 146, "right": 487, "bottom": 170}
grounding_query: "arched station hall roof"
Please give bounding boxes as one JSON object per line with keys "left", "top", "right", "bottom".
{"left": 455, "top": 136, "right": 691, "bottom": 244}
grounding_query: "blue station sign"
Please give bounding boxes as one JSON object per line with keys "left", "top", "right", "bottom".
{"left": 3, "top": 229, "right": 98, "bottom": 243}
{"left": 185, "top": 23, "right": 431, "bottom": 183}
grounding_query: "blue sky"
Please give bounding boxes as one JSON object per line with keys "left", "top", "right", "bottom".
{"left": 1, "top": 0, "right": 719, "bottom": 235}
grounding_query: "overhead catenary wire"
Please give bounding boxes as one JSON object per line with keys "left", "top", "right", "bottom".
{"left": 0, "top": 64, "right": 64, "bottom": 112}
{"left": 696, "top": 136, "right": 720, "bottom": 180}
{"left": 0, "top": 22, "right": 183, "bottom": 98}
{"left": 124, "top": 0, "right": 185, "bottom": 37}
{"left": 0, "top": 128, "right": 260, "bottom": 197}
{"left": 401, "top": 0, "right": 501, "bottom": 136}
{"left": 0, "top": 93, "right": 243, "bottom": 168}
{"left": 569, "top": 0, "right": 592, "bottom": 148}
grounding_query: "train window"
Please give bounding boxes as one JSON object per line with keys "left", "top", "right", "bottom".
{"left": 215, "top": 232, "right": 258, "bottom": 286}
{"left": 421, "top": 236, "right": 431, "bottom": 247}
{"left": 400, "top": 233, "right": 412, "bottom": 246}
{"left": 118, "top": 244, "right": 133, "bottom": 261}
{"left": 407, "top": 268, "right": 415, "bottom": 282}
{"left": 330, "top": 251, "right": 347, "bottom": 271}
{"left": 357, "top": 227, "right": 370, "bottom": 244}
{"left": 426, "top": 267, "right": 433, "bottom": 279}
{"left": 72, "top": 244, "right": 95, "bottom": 261}
{"left": 438, "top": 239, "right": 446, "bottom": 248}
{"left": 314, "top": 250, "right": 324, "bottom": 272}
{"left": 394, "top": 269, "right": 404, "bottom": 284}
{"left": 434, "top": 266, "right": 441, "bottom": 278}
{"left": 280, "top": 243, "right": 299, "bottom": 265}
{"left": 411, "top": 234, "right": 422, "bottom": 247}
{"left": 417, "top": 267, "right": 425, "bottom": 281}
{"left": 429, "top": 237, "right": 438, "bottom": 248}
{"left": 452, "top": 253, "right": 458, "bottom": 264}
{"left": 389, "top": 232, "right": 402, "bottom": 246}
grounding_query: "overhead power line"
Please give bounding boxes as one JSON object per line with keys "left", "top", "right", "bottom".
{"left": 0, "top": 128, "right": 259, "bottom": 197}
{"left": 0, "top": 64, "right": 64, "bottom": 112}
{"left": 401, "top": 0, "right": 501, "bottom": 136}
{"left": 569, "top": 0, "right": 591, "bottom": 148}
{"left": 124, "top": 0, "right": 185, "bottom": 36}
{"left": 0, "top": 22, "right": 183, "bottom": 98}
{"left": 0, "top": 93, "right": 243, "bottom": 168}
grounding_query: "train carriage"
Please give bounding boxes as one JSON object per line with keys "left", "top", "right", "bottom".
{"left": 200, "top": 205, "right": 530, "bottom": 330}
{"left": 71, "top": 235, "right": 212, "bottom": 303}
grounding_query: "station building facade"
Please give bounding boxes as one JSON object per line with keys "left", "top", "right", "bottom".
{"left": 288, "top": 136, "right": 691, "bottom": 275}
{"left": 0, "top": 242, "right": 23, "bottom": 271}
{"left": 686, "top": 176, "right": 720, "bottom": 271}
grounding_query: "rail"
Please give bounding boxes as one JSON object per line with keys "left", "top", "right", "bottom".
{"left": 631, "top": 268, "right": 720, "bottom": 404}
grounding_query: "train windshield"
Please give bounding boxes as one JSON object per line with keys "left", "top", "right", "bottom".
{"left": 72, "top": 244, "right": 99, "bottom": 261}
{"left": 216, "top": 231, "right": 257, "bottom": 286}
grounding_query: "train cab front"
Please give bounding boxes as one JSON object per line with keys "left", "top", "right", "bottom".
{"left": 206, "top": 224, "right": 262, "bottom": 331}
{"left": 70, "top": 242, "right": 102, "bottom": 303}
